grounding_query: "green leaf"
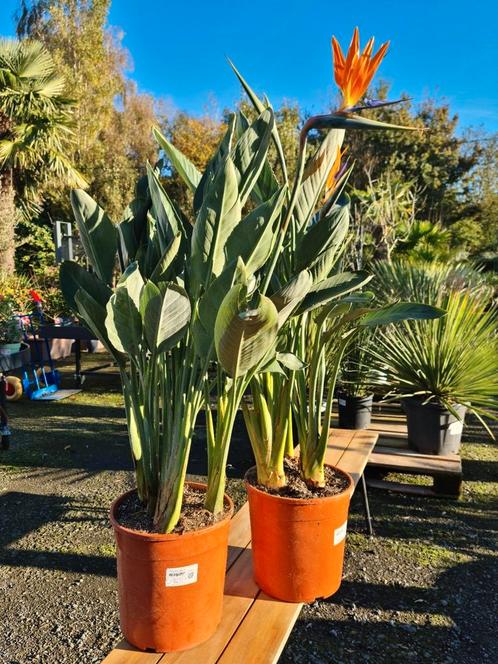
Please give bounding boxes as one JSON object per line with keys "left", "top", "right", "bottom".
{"left": 152, "top": 126, "right": 202, "bottom": 192}
{"left": 149, "top": 233, "right": 182, "bottom": 284}
{"left": 294, "top": 128, "right": 344, "bottom": 231}
{"left": 139, "top": 280, "right": 162, "bottom": 351}
{"left": 224, "top": 186, "right": 287, "bottom": 274}
{"left": 59, "top": 260, "right": 112, "bottom": 312}
{"left": 359, "top": 302, "right": 446, "bottom": 327}
{"left": 276, "top": 352, "right": 306, "bottom": 371}
{"left": 298, "top": 271, "right": 373, "bottom": 314}
{"left": 117, "top": 262, "right": 144, "bottom": 310}
{"left": 106, "top": 286, "right": 143, "bottom": 356}
{"left": 215, "top": 285, "right": 279, "bottom": 377}
{"left": 271, "top": 270, "right": 313, "bottom": 326}
{"left": 156, "top": 283, "right": 191, "bottom": 352}
{"left": 194, "top": 114, "right": 237, "bottom": 214}
{"left": 146, "top": 163, "right": 182, "bottom": 248}
{"left": 70, "top": 189, "right": 117, "bottom": 285}
{"left": 228, "top": 59, "right": 288, "bottom": 182}
{"left": 296, "top": 199, "right": 350, "bottom": 275}
{"left": 74, "top": 288, "right": 125, "bottom": 365}
{"left": 231, "top": 108, "right": 274, "bottom": 207}
{"left": 191, "top": 156, "right": 241, "bottom": 287}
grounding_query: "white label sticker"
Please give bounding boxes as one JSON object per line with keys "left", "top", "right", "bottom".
{"left": 338, "top": 399, "right": 347, "bottom": 407}
{"left": 165, "top": 563, "right": 198, "bottom": 587}
{"left": 333, "top": 521, "right": 348, "bottom": 546}
{"left": 448, "top": 420, "right": 463, "bottom": 436}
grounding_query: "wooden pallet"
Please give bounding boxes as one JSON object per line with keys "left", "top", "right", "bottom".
{"left": 364, "top": 406, "right": 463, "bottom": 497}
{"left": 101, "top": 428, "right": 378, "bottom": 664}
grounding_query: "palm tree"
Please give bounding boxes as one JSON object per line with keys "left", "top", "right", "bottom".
{"left": 0, "top": 39, "right": 86, "bottom": 274}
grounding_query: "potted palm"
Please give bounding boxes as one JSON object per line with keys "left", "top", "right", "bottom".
{"left": 337, "top": 328, "right": 378, "bottom": 429}
{"left": 0, "top": 299, "right": 22, "bottom": 355}
{"left": 370, "top": 289, "right": 498, "bottom": 455}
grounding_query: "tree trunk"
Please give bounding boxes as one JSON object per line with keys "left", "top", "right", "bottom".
{"left": 0, "top": 169, "right": 16, "bottom": 275}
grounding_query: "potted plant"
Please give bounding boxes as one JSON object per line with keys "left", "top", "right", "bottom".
{"left": 370, "top": 289, "right": 498, "bottom": 455}
{"left": 230, "top": 29, "right": 443, "bottom": 603}
{"left": 0, "top": 299, "right": 22, "bottom": 354}
{"left": 60, "top": 105, "right": 288, "bottom": 651}
{"left": 337, "top": 328, "right": 377, "bottom": 429}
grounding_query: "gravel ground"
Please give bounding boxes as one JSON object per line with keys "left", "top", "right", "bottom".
{"left": 0, "top": 354, "right": 496, "bottom": 664}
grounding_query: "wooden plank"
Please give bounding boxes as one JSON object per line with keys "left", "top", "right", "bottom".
{"left": 368, "top": 451, "right": 461, "bottom": 475}
{"left": 217, "top": 592, "right": 302, "bottom": 664}
{"left": 101, "top": 641, "right": 163, "bottom": 664}
{"left": 373, "top": 446, "right": 461, "bottom": 464}
{"left": 366, "top": 478, "right": 437, "bottom": 497}
{"left": 161, "top": 548, "right": 259, "bottom": 664}
{"left": 333, "top": 430, "right": 378, "bottom": 486}
{"left": 226, "top": 503, "right": 251, "bottom": 569}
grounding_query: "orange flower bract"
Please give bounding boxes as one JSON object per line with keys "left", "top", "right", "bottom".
{"left": 332, "top": 27, "right": 389, "bottom": 110}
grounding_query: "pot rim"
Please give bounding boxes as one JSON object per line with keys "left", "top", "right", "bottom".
{"left": 110, "top": 482, "right": 234, "bottom": 542}
{"left": 403, "top": 396, "right": 467, "bottom": 413}
{"left": 338, "top": 392, "right": 374, "bottom": 402}
{"left": 244, "top": 464, "right": 354, "bottom": 505}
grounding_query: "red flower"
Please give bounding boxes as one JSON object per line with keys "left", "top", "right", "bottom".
{"left": 30, "top": 290, "right": 43, "bottom": 303}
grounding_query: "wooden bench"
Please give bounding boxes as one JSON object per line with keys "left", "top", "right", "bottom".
{"left": 101, "top": 428, "right": 378, "bottom": 664}
{"left": 364, "top": 405, "right": 463, "bottom": 497}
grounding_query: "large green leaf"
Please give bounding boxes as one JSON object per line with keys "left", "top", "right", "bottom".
{"left": 228, "top": 59, "right": 288, "bottom": 183}
{"left": 74, "top": 288, "right": 125, "bottom": 365}
{"left": 106, "top": 285, "right": 143, "bottom": 356}
{"left": 193, "top": 114, "right": 237, "bottom": 214}
{"left": 224, "top": 186, "right": 287, "bottom": 273}
{"left": 231, "top": 108, "right": 274, "bottom": 207}
{"left": 117, "top": 174, "right": 150, "bottom": 266}
{"left": 70, "top": 189, "right": 117, "bottom": 285}
{"left": 116, "top": 262, "right": 144, "bottom": 310}
{"left": 271, "top": 270, "right": 313, "bottom": 327}
{"left": 294, "top": 129, "right": 344, "bottom": 231}
{"left": 149, "top": 233, "right": 182, "bottom": 284}
{"left": 298, "top": 271, "right": 373, "bottom": 314}
{"left": 359, "top": 302, "right": 446, "bottom": 327}
{"left": 191, "top": 156, "right": 241, "bottom": 288}
{"left": 303, "top": 113, "right": 418, "bottom": 134}
{"left": 296, "top": 199, "right": 349, "bottom": 274}
{"left": 215, "top": 285, "right": 279, "bottom": 377}
{"left": 152, "top": 126, "right": 202, "bottom": 192}
{"left": 156, "top": 282, "right": 191, "bottom": 352}
{"left": 59, "top": 260, "right": 112, "bottom": 312}
{"left": 146, "top": 163, "right": 182, "bottom": 249}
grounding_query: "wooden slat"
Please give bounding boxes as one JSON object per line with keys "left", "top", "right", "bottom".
{"left": 373, "top": 446, "right": 460, "bottom": 463}
{"left": 217, "top": 592, "right": 302, "bottom": 664}
{"left": 333, "top": 430, "right": 378, "bottom": 486}
{"left": 366, "top": 478, "right": 437, "bottom": 497}
{"left": 161, "top": 548, "right": 259, "bottom": 664}
{"left": 369, "top": 450, "right": 461, "bottom": 475}
{"left": 101, "top": 641, "right": 163, "bottom": 664}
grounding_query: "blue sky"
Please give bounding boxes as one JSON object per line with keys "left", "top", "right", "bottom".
{"left": 1, "top": 0, "right": 497, "bottom": 131}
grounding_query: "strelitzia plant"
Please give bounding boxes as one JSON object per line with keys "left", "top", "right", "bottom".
{"left": 239, "top": 28, "right": 442, "bottom": 489}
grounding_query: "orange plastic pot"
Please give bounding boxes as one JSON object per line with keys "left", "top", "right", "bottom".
{"left": 110, "top": 483, "right": 233, "bottom": 652}
{"left": 245, "top": 466, "right": 353, "bottom": 603}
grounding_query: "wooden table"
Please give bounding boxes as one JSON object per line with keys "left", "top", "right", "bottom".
{"left": 101, "top": 428, "right": 379, "bottom": 664}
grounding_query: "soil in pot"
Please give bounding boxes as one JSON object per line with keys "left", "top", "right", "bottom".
{"left": 110, "top": 483, "right": 233, "bottom": 653}
{"left": 246, "top": 457, "right": 353, "bottom": 603}
{"left": 338, "top": 393, "right": 373, "bottom": 430}
{"left": 403, "top": 398, "right": 467, "bottom": 455}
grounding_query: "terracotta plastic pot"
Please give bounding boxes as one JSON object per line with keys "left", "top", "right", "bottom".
{"left": 110, "top": 484, "right": 233, "bottom": 652}
{"left": 245, "top": 466, "right": 353, "bottom": 603}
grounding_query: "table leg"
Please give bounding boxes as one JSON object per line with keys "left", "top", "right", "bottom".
{"left": 361, "top": 473, "right": 374, "bottom": 536}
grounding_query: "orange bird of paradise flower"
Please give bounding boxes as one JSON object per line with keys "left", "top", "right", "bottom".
{"left": 324, "top": 147, "right": 343, "bottom": 201}
{"left": 332, "top": 27, "right": 389, "bottom": 111}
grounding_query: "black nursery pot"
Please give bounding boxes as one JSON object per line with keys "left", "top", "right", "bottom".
{"left": 338, "top": 393, "right": 373, "bottom": 430}
{"left": 403, "top": 398, "right": 467, "bottom": 455}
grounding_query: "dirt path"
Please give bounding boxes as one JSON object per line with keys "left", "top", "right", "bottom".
{"left": 0, "top": 358, "right": 496, "bottom": 663}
